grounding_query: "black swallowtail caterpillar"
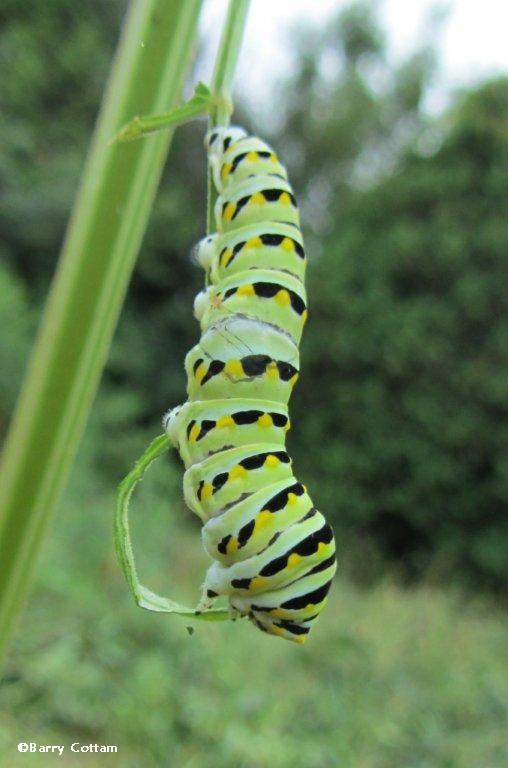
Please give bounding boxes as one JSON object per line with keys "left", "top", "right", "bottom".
{"left": 163, "top": 126, "right": 337, "bottom": 643}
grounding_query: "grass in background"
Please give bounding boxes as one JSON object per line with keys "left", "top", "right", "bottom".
{"left": 0, "top": 436, "right": 506, "bottom": 768}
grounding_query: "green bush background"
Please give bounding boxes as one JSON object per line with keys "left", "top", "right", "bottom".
{"left": 0, "top": 2, "right": 507, "bottom": 765}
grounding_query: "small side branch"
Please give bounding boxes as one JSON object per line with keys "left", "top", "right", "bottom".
{"left": 111, "top": 82, "right": 213, "bottom": 144}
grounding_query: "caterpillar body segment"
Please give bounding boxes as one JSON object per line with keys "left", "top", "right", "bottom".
{"left": 206, "top": 125, "right": 247, "bottom": 189}
{"left": 183, "top": 444, "right": 294, "bottom": 520}
{"left": 184, "top": 316, "right": 300, "bottom": 403}
{"left": 200, "top": 479, "right": 313, "bottom": 563}
{"left": 206, "top": 127, "right": 287, "bottom": 194}
{"left": 166, "top": 126, "right": 336, "bottom": 643}
{"left": 165, "top": 398, "right": 290, "bottom": 467}
{"left": 217, "top": 176, "right": 299, "bottom": 232}
{"left": 196, "top": 223, "right": 306, "bottom": 284}
{"left": 194, "top": 268, "right": 308, "bottom": 345}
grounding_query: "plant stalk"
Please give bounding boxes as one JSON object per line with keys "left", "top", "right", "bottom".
{"left": 207, "top": 0, "right": 251, "bottom": 231}
{"left": 0, "top": 0, "right": 203, "bottom": 667}
{"left": 210, "top": 0, "right": 251, "bottom": 126}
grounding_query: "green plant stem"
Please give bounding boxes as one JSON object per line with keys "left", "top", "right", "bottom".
{"left": 115, "top": 434, "right": 229, "bottom": 620}
{"left": 207, "top": 0, "right": 251, "bottom": 231}
{"left": 0, "top": 0, "right": 203, "bottom": 667}
{"left": 111, "top": 82, "right": 213, "bottom": 144}
{"left": 210, "top": 0, "right": 251, "bottom": 126}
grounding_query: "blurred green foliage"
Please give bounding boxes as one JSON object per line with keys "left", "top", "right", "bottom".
{"left": 1, "top": 473, "right": 507, "bottom": 767}
{"left": 1, "top": 2, "right": 508, "bottom": 763}
{"left": 295, "top": 78, "right": 508, "bottom": 587}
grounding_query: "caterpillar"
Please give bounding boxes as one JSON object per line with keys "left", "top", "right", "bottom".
{"left": 164, "top": 126, "right": 337, "bottom": 643}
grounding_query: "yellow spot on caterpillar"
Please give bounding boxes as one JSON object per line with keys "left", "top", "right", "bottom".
{"left": 289, "top": 373, "right": 299, "bottom": 387}
{"left": 317, "top": 542, "right": 327, "bottom": 553}
{"left": 270, "top": 607, "right": 286, "bottom": 618}
{"left": 246, "top": 151, "right": 258, "bottom": 161}
{"left": 229, "top": 464, "right": 248, "bottom": 481}
{"left": 281, "top": 237, "right": 294, "bottom": 251}
{"left": 250, "top": 576, "right": 267, "bottom": 590}
{"left": 226, "top": 537, "right": 239, "bottom": 555}
{"left": 200, "top": 483, "right": 213, "bottom": 501}
{"left": 237, "top": 284, "right": 255, "bottom": 297}
{"left": 223, "top": 202, "right": 236, "bottom": 221}
{"left": 250, "top": 192, "right": 266, "bottom": 205}
{"left": 275, "top": 289, "right": 291, "bottom": 307}
{"left": 287, "top": 553, "right": 302, "bottom": 568}
{"left": 221, "top": 163, "right": 233, "bottom": 180}
{"left": 216, "top": 415, "right": 234, "bottom": 428}
{"left": 302, "top": 484, "right": 307, "bottom": 494}
{"left": 284, "top": 419, "right": 291, "bottom": 432}
{"left": 195, "top": 362, "right": 207, "bottom": 384}
{"left": 266, "top": 362, "right": 279, "bottom": 380}
{"left": 279, "top": 191, "right": 292, "bottom": 205}
{"left": 271, "top": 625, "right": 285, "bottom": 637}
{"left": 270, "top": 153, "right": 278, "bottom": 162}
{"left": 255, "top": 510, "right": 273, "bottom": 530}
{"left": 221, "top": 249, "right": 233, "bottom": 267}
{"left": 264, "top": 454, "right": 280, "bottom": 468}
{"left": 302, "top": 309, "right": 309, "bottom": 324}
{"left": 225, "top": 359, "right": 244, "bottom": 378}
{"left": 246, "top": 236, "right": 262, "bottom": 249}
{"left": 188, "top": 423, "right": 201, "bottom": 443}
{"left": 287, "top": 492, "right": 297, "bottom": 506}
{"left": 294, "top": 635, "right": 307, "bottom": 644}
{"left": 258, "top": 413, "right": 273, "bottom": 428}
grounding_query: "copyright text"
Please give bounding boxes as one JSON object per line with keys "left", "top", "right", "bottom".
{"left": 17, "top": 742, "right": 118, "bottom": 755}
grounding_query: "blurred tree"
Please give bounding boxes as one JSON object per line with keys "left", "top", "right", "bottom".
{"left": 0, "top": 263, "right": 35, "bottom": 430}
{"left": 295, "top": 76, "right": 508, "bottom": 587}
{"left": 1, "top": 1, "right": 506, "bottom": 588}
{"left": 276, "top": 1, "right": 438, "bottom": 228}
{"left": 0, "top": 0, "right": 123, "bottom": 290}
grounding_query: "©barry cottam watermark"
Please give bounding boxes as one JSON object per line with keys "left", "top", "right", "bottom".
{"left": 18, "top": 743, "right": 118, "bottom": 755}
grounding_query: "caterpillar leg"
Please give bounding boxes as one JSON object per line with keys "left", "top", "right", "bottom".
{"left": 195, "top": 580, "right": 241, "bottom": 623}
{"left": 163, "top": 403, "right": 187, "bottom": 452}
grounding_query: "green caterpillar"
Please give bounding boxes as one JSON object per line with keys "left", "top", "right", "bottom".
{"left": 164, "top": 126, "right": 336, "bottom": 643}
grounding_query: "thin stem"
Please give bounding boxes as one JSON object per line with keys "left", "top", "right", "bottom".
{"left": 0, "top": 0, "right": 203, "bottom": 667}
{"left": 210, "top": 0, "right": 251, "bottom": 126}
{"left": 111, "top": 82, "right": 213, "bottom": 144}
{"left": 207, "top": 0, "right": 251, "bottom": 231}
{"left": 115, "top": 433, "right": 229, "bottom": 621}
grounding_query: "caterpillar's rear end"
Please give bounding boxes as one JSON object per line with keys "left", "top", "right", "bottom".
{"left": 165, "top": 126, "right": 336, "bottom": 643}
